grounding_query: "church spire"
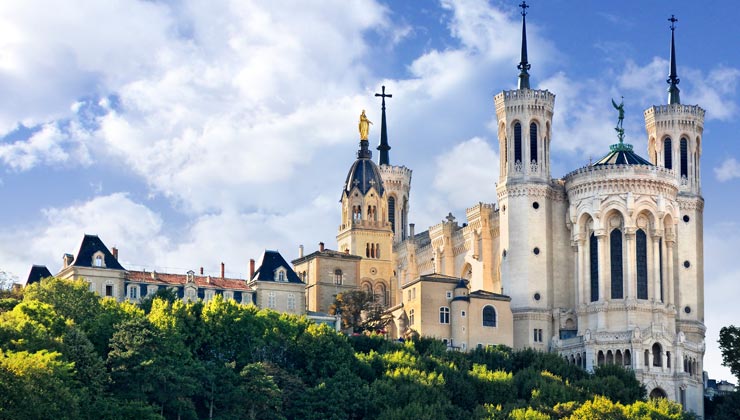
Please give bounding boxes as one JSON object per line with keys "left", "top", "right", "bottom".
{"left": 517, "top": 1, "right": 531, "bottom": 90}
{"left": 667, "top": 14, "right": 681, "bottom": 105}
{"left": 375, "top": 85, "right": 393, "bottom": 165}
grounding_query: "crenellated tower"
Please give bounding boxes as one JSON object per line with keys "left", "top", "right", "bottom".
{"left": 494, "top": 2, "right": 562, "bottom": 349}
{"left": 374, "top": 85, "right": 412, "bottom": 244}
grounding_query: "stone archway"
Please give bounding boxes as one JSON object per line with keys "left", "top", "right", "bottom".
{"left": 649, "top": 387, "right": 667, "bottom": 399}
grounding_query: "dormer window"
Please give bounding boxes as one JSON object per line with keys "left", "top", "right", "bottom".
{"left": 92, "top": 251, "right": 106, "bottom": 268}
{"left": 275, "top": 267, "right": 287, "bottom": 282}
{"left": 186, "top": 270, "right": 195, "bottom": 284}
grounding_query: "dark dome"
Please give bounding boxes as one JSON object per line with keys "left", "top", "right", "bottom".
{"left": 344, "top": 157, "right": 385, "bottom": 196}
{"left": 593, "top": 143, "right": 652, "bottom": 166}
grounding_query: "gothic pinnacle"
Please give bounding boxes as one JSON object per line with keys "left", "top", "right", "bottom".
{"left": 667, "top": 15, "right": 681, "bottom": 105}
{"left": 517, "top": 1, "right": 531, "bottom": 90}
{"left": 375, "top": 85, "right": 393, "bottom": 165}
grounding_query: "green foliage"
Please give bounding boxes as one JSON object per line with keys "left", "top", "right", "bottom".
{"left": 330, "top": 290, "right": 392, "bottom": 333}
{"left": 719, "top": 325, "right": 740, "bottom": 383}
{"left": 0, "top": 277, "right": 691, "bottom": 419}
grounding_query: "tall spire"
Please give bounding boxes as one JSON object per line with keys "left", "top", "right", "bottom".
{"left": 517, "top": 1, "right": 531, "bottom": 89}
{"left": 667, "top": 14, "right": 681, "bottom": 104}
{"left": 375, "top": 86, "right": 392, "bottom": 165}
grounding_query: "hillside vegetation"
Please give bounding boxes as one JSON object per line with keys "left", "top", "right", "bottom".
{"left": 0, "top": 278, "right": 693, "bottom": 419}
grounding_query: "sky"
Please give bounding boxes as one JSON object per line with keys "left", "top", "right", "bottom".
{"left": 0, "top": 0, "right": 739, "bottom": 381}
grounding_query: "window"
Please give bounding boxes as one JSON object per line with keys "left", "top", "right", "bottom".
{"left": 644, "top": 350, "right": 650, "bottom": 367}
{"left": 287, "top": 293, "right": 296, "bottom": 310}
{"left": 412, "top": 288, "right": 416, "bottom": 300}
{"left": 277, "top": 270, "right": 285, "bottom": 282}
{"left": 409, "top": 309, "right": 415, "bottom": 326}
{"left": 439, "top": 307, "right": 450, "bottom": 324}
{"left": 461, "top": 310, "right": 466, "bottom": 317}
{"left": 610, "top": 229, "right": 624, "bottom": 299}
{"left": 94, "top": 255, "right": 103, "bottom": 267}
{"left": 128, "top": 285, "right": 138, "bottom": 300}
{"left": 482, "top": 305, "right": 497, "bottom": 327}
{"left": 204, "top": 289, "right": 215, "bottom": 302}
{"left": 334, "top": 269, "right": 343, "bottom": 285}
{"left": 147, "top": 285, "right": 158, "bottom": 296}
{"left": 105, "top": 284, "right": 114, "bottom": 297}
{"left": 533, "top": 329, "right": 543, "bottom": 343}
{"left": 590, "top": 233, "right": 599, "bottom": 302}
{"left": 446, "top": 291, "right": 452, "bottom": 299}
{"left": 185, "top": 288, "right": 197, "bottom": 302}
{"left": 88, "top": 282, "right": 95, "bottom": 292}
{"left": 652, "top": 343, "right": 662, "bottom": 367}
{"left": 407, "top": 290, "right": 412, "bottom": 301}
{"left": 530, "top": 122, "right": 538, "bottom": 163}
{"left": 514, "top": 122, "right": 522, "bottom": 163}
{"left": 659, "top": 238, "right": 664, "bottom": 302}
{"left": 636, "top": 229, "right": 648, "bottom": 299}
{"left": 268, "top": 292, "right": 276, "bottom": 308}
{"left": 388, "top": 196, "right": 396, "bottom": 233}
{"left": 664, "top": 138, "right": 673, "bottom": 169}
{"left": 680, "top": 137, "right": 688, "bottom": 178}
{"left": 667, "top": 351, "right": 671, "bottom": 369}
{"left": 223, "top": 291, "right": 233, "bottom": 301}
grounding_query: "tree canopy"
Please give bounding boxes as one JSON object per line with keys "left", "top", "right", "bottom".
{"left": 0, "top": 278, "right": 695, "bottom": 419}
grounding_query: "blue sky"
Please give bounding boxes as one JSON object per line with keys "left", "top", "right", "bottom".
{"left": 1, "top": 0, "right": 738, "bottom": 380}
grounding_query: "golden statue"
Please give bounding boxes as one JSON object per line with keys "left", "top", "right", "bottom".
{"left": 358, "top": 109, "right": 372, "bottom": 140}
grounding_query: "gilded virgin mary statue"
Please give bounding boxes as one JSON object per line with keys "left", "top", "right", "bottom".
{"left": 358, "top": 110, "right": 372, "bottom": 140}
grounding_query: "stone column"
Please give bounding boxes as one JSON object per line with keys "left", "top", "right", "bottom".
{"left": 596, "top": 231, "right": 608, "bottom": 302}
{"left": 666, "top": 237, "right": 676, "bottom": 306}
{"left": 576, "top": 237, "right": 586, "bottom": 307}
{"left": 652, "top": 235, "right": 662, "bottom": 302}
{"left": 624, "top": 228, "right": 636, "bottom": 300}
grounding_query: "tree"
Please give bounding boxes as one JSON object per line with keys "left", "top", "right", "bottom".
{"left": 330, "top": 290, "right": 393, "bottom": 333}
{"left": 719, "top": 325, "right": 740, "bottom": 383}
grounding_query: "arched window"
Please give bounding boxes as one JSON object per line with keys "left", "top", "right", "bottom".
{"left": 409, "top": 309, "right": 415, "bottom": 326}
{"left": 363, "top": 283, "right": 372, "bottom": 297}
{"left": 680, "top": 137, "right": 688, "bottom": 178}
{"left": 636, "top": 229, "right": 648, "bottom": 299}
{"left": 667, "top": 351, "right": 672, "bottom": 369}
{"left": 597, "top": 351, "right": 605, "bottom": 366}
{"left": 615, "top": 350, "right": 623, "bottom": 366}
{"left": 652, "top": 343, "right": 662, "bottom": 367}
{"left": 606, "top": 350, "right": 614, "bottom": 364}
{"left": 482, "top": 305, "right": 497, "bottom": 327}
{"left": 590, "top": 232, "right": 599, "bottom": 302}
{"left": 610, "top": 229, "right": 624, "bottom": 299}
{"left": 376, "top": 284, "right": 387, "bottom": 306}
{"left": 334, "top": 269, "right": 343, "bottom": 285}
{"left": 530, "top": 122, "right": 538, "bottom": 163}
{"left": 439, "top": 306, "right": 450, "bottom": 324}
{"left": 644, "top": 350, "right": 649, "bottom": 367}
{"left": 388, "top": 196, "right": 396, "bottom": 233}
{"left": 514, "top": 122, "right": 522, "bottom": 163}
{"left": 664, "top": 138, "right": 673, "bottom": 169}
{"left": 376, "top": 243, "right": 381, "bottom": 259}
{"left": 366, "top": 243, "right": 370, "bottom": 258}
{"left": 624, "top": 349, "right": 632, "bottom": 366}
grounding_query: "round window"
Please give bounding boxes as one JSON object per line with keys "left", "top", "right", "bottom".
{"left": 533, "top": 247, "right": 540, "bottom": 255}
{"left": 534, "top": 292, "right": 541, "bottom": 301}
{"left": 502, "top": 249, "right": 507, "bottom": 258}
{"left": 683, "top": 260, "right": 690, "bottom": 269}
{"left": 533, "top": 202, "right": 540, "bottom": 210}
{"left": 684, "top": 306, "right": 691, "bottom": 314}
{"left": 683, "top": 215, "right": 690, "bottom": 223}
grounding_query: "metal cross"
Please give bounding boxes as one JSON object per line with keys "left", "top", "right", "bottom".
{"left": 445, "top": 212, "right": 456, "bottom": 223}
{"left": 519, "top": 1, "right": 529, "bottom": 16}
{"left": 374, "top": 85, "right": 392, "bottom": 110}
{"left": 669, "top": 15, "right": 678, "bottom": 31}
{"left": 352, "top": 179, "right": 360, "bottom": 187}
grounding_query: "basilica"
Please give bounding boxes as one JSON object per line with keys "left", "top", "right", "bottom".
{"left": 293, "top": 6, "right": 706, "bottom": 414}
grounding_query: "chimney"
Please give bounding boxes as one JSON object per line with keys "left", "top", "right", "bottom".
{"left": 200, "top": 267, "right": 204, "bottom": 275}
{"left": 319, "top": 242, "right": 325, "bottom": 252}
{"left": 409, "top": 223, "right": 415, "bottom": 238}
{"left": 111, "top": 247, "right": 119, "bottom": 260}
{"left": 298, "top": 244, "right": 304, "bottom": 258}
{"left": 63, "top": 253, "right": 74, "bottom": 268}
{"left": 249, "top": 259, "right": 255, "bottom": 279}
{"left": 220, "top": 262, "right": 225, "bottom": 279}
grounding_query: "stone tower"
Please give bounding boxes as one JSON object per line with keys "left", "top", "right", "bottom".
{"left": 494, "top": 2, "right": 561, "bottom": 349}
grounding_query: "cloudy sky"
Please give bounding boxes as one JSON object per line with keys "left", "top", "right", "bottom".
{"left": 1, "top": 0, "right": 739, "bottom": 380}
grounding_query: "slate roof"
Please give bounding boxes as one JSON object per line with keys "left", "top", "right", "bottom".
{"left": 469, "top": 290, "right": 512, "bottom": 301}
{"left": 251, "top": 250, "right": 304, "bottom": 283}
{"left": 593, "top": 143, "right": 653, "bottom": 166}
{"left": 26, "top": 265, "right": 53, "bottom": 285}
{"left": 344, "top": 158, "right": 385, "bottom": 196}
{"left": 292, "top": 248, "right": 362, "bottom": 265}
{"left": 71, "top": 234, "right": 126, "bottom": 270}
{"left": 126, "top": 270, "right": 251, "bottom": 291}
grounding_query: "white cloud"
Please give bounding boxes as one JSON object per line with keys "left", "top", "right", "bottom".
{"left": 714, "top": 157, "right": 740, "bottom": 182}
{"left": 0, "top": 122, "right": 90, "bottom": 170}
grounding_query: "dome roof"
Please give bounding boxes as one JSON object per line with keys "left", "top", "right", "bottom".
{"left": 344, "top": 157, "right": 385, "bottom": 196}
{"left": 593, "top": 142, "right": 652, "bottom": 166}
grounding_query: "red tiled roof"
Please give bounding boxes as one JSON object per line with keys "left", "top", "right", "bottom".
{"left": 126, "top": 270, "right": 251, "bottom": 291}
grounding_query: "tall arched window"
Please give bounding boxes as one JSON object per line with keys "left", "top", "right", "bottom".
{"left": 590, "top": 232, "right": 599, "bottom": 302}
{"left": 530, "top": 122, "right": 538, "bottom": 163}
{"left": 680, "top": 137, "right": 688, "bottom": 178}
{"left": 636, "top": 229, "right": 648, "bottom": 299}
{"left": 652, "top": 343, "right": 663, "bottom": 367}
{"left": 482, "top": 305, "right": 497, "bottom": 327}
{"left": 334, "top": 269, "right": 343, "bottom": 285}
{"left": 610, "top": 229, "right": 624, "bottom": 299}
{"left": 514, "top": 122, "right": 522, "bottom": 163}
{"left": 439, "top": 306, "right": 450, "bottom": 324}
{"left": 664, "top": 138, "right": 673, "bottom": 169}
{"left": 659, "top": 238, "right": 664, "bottom": 302}
{"left": 388, "top": 196, "right": 396, "bottom": 233}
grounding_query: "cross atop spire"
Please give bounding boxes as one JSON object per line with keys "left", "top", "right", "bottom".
{"left": 375, "top": 85, "right": 393, "bottom": 165}
{"left": 517, "top": 1, "right": 531, "bottom": 89}
{"left": 667, "top": 14, "right": 681, "bottom": 104}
